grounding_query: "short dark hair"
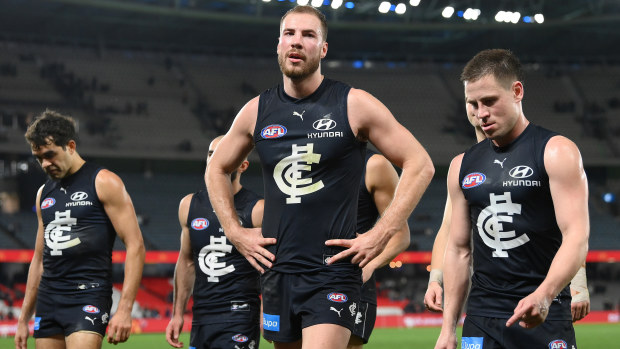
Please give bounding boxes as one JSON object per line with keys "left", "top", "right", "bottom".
{"left": 461, "top": 49, "right": 523, "bottom": 89}
{"left": 24, "top": 109, "right": 78, "bottom": 149}
{"left": 280, "top": 5, "right": 328, "bottom": 41}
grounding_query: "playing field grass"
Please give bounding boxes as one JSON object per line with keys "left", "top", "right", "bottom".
{"left": 3, "top": 323, "right": 618, "bottom": 348}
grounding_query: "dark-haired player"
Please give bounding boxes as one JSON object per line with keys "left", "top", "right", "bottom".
{"left": 16, "top": 109, "right": 145, "bottom": 349}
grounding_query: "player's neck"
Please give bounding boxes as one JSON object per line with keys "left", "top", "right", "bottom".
{"left": 67, "top": 156, "right": 86, "bottom": 177}
{"left": 283, "top": 72, "right": 324, "bottom": 99}
{"left": 492, "top": 116, "right": 529, "bottom": 147}
{"left": 232, "top": 180, "right": 243, "bottom": 195}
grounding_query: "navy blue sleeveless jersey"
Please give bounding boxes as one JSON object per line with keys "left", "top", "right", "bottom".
{"left": 253, "top": 78, "right": 366, "bottom": 273}
{"left": 187, "top": 187, "right": 261, "bottom": 321}
{"left": 459, "top": 124, "right": 571, "bottom": 320}
{"left": 38, "top": 162, "right": 115, "bottom": 295}
{"left": 357, "top": 150, "right": 380, "bottom": 305}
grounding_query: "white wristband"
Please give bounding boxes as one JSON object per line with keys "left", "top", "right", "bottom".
{"left": 570, "top": 266, "right": 589, "bottom": 303}
{"left": 428, "top": 269, "right": 443, "bottom": 287}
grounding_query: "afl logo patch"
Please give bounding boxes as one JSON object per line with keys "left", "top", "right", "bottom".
{"left": 548, "top": 339, "right": 567, "bottom": 349}
{"left": 509, "top": 165, "right": 534, "bottom": 179}
{"left": 261, "top": 125, "right": 287, "bottom": 139}
{"left": 462, "top": 172, "right": 486, "bottom": 189}
{"left": 191, "top": 218, "right": 209, "bottom": 230}
{"left": 82, "top": 305, "right": 100, "bottom": 314}
{"left": 232, "top": 334, "right": 248, "bottom": 343}
{"left": 70, "top": 191, "right": 88, "bottom": 201}
{"left": 41, "top": 198, "right": 55, "bottom": 209}
{"left": 327, "top": 292, "right": 348, "bottom": 303}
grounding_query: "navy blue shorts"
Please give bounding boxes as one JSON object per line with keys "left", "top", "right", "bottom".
{"left": 261, "top": 269, "right": 362, "bottom": 343}
{"left": 351, "top": 300, "right": 377, "bottom": 344}
{"left": 189, "top": 310, "right": 260, "bottom": 349}
{"left": 33, "top": 291, "right": 112, "bottom": 338}
{"left": 462, "top": 315, "right": 576, "bottom": 349}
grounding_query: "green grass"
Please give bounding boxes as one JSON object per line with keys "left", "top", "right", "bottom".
{"left": 3, "top": 323, "right": 618, "bottom": 348}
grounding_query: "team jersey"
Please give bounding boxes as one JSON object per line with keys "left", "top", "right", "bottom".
{"left": 253, "top": 78, "right": 366, "bottom": 273}
{"left": 357, "top": 150, "right": 380, "bottom": 305}
{"left": 38, "top": 162, "right": 115, "bottom": 294}
{"left": 459, "top": 124, "right": 571, "bottom": 320}
{"left": 187, "top": 188, "right": 261, "bottom": 321}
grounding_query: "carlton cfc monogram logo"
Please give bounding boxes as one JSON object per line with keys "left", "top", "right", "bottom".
{"left": 477, "top": 192, "right": 530, "bottom": 257}
{"left": 274, "top": 143, "right": 324, "bottom": 204}
{"left": 198, "top": 236, "right": 235, "bottom": 282}
{"left": 44, "top": 210, "right": 81, "bottom": 255}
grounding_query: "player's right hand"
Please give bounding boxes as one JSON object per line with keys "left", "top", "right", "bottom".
{"left": 434, "top": 329, "right": 457, "bottom": 349}
{"left": 424, "top": 281, "right": 444, "bottom": 312}
{"left": 14, "top": 321, "right": 29, "bottom": 349}
{"left": 227, "top": 227, "right": 276, "bottom": 274}
{"left": 165, "top": 317, "right": 184, "bottom": 348}
{"left": 506, "top": 292, "right": 550, "bottom": 329}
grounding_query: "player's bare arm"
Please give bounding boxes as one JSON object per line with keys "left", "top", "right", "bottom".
{"left": 435, "top": 155, "right": 472, "bottom": 349}
{"left": 14, "top": 186, "right": 46, "bottom": 349}
{"left": 206, "top": 97, "right": 276, "bottom": 273}
{"left": 425, "top": 125, "right": 482, "bottom": 314}
{"left": 570, "top": 263, "right": 590, "bottom": 322}
{"left": 166, "top": 194, "right": 195, "bottom": 348}
{"left": 424, "top": 183, "right": 452, "bottom": 313}
{"left": 327, "top": 88, "right": 434, "bottom": 267}
{"left": 360, "top": 154, "right": 410, "bottom": 282}
{"left": 506, "top": 136, "right": 589, "bottom": 329}
{"left": 96, "top": 170, "right": 146, "bottom": 344}
{"left": 251, "top": 199, "right": 265, "bottom": 228}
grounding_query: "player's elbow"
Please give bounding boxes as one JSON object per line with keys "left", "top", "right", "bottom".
{"left": 417, "top": 155, "right": 435, "bottom": 186}
{"left": 398, "top": 226, "right": 411, "bottom": 252}
{"left": 126, "top": 237, "right": 146, "bottom": 262}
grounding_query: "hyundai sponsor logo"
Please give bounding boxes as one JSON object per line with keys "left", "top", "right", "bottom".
{"left": 261, "top": 125, "right": 287, "bottom": 139}
{"left": 462, "top": 172, "right": 486, "bottom": 189}
{"left": 191, "top": 218, "right": 209, "bottom": 230}
{"left": 327, "top": 292, "right": 348, "bottom": 303}
{"left": 70, "top": 191, "right": 89, "bottom": 201}
{"left": 509, "top": 165, "right": 534, "bottom": 179}
{"left": 312, "top": 118, "right": 337, "bottom": 131}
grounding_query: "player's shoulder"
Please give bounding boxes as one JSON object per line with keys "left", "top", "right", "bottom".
{"left": 94, "top": 168, "right": 128, "bottom": 203}
{"left": 178, "top": 193, "right": 194, "bottom": 218}
{"left": 544, "top": 134, "right": 583, "bottom": 173}
{"left": 449, "top": 153, "right": 465, "bottom": 171}
{"left": 240, "top": 96, "right": 260, "bottom": 115}
{"left": 348, "top": 87, "right": 374, "bottom": 102}
{"left": 95, "top": 168, "right": 124, "bottom": 188}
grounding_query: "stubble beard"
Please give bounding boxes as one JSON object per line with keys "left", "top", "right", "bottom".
{"left": 278, "top": 52, "right": 320, "bottom": 80}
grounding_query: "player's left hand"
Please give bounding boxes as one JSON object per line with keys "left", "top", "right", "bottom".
{"left": 571, "top": 299, "right": 590, "bottom": 322}
{"left": 506, "top": 292, "right": 550, "bottom": 329}
{"left": 107, "top": 309, "right": 132, "bottom": 345}
{"left": 325, "top": 231, "right": 385, "bottom": 268}
{"left": 570, "top": 287, "right": 590, "bottom": 322}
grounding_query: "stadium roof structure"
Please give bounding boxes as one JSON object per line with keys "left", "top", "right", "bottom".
{"left": 1, "top": 0, "right": 619, "bottom": 63}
